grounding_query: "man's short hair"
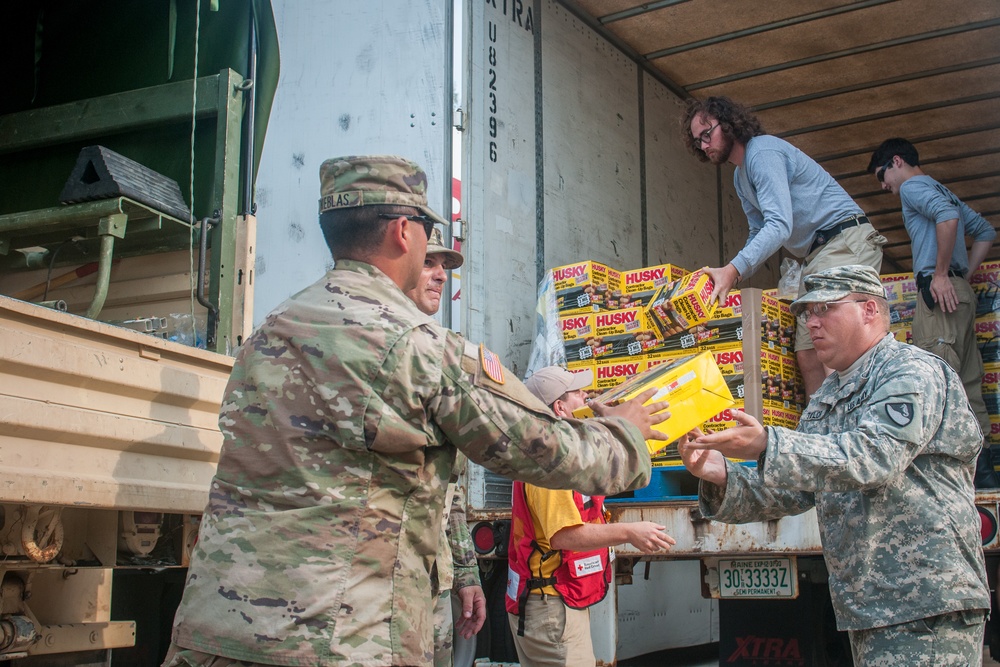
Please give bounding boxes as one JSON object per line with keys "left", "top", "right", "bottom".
{"left": 868, "top": 138, "right": 920, "bottom": 172}
{"left": 867, "top": 294, "right": 891, "bottom": 332}
{"left": 681, "top": 96, "right": 765, "bottom": 162}
{"left": 320, "top": 204, "right": 419, "bottom": 260}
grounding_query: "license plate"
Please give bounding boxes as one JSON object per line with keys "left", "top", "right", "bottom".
{"left": 717, "top": 557, "right": 797, "bottom": 598}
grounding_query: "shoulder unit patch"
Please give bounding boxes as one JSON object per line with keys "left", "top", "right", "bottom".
{"left": 885, "top": 402, "right": 914, "bottom": 427}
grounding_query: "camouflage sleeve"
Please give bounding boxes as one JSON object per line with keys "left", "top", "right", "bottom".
{"left": 448, "top": 478, "right": 481, "bottom": 590}
{"left": 699, "top": 457, "right": 815, "bottom": 524}
{"left": 433, "top": 333, "right": 651, "bottom": 497}
{"left": 763, "top": 362, "right": 959, "bottom": 492}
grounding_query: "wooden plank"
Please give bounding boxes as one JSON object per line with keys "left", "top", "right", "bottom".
{"left": 653, "top": 0, "right": 1000, "bottom": 88}
{"left": 693, "top": 26, "right": 1000, "bottom": 107}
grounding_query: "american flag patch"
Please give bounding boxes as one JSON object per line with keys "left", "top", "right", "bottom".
{"left": 480, "top": 344, "right": 505, "bottom": 384}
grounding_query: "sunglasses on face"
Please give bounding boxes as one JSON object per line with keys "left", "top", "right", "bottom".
{"left": 876, "top": 159, "right": 894, "bottom": 183}
{"left": 378, "top": 213, "right": 436, "bottom": 238}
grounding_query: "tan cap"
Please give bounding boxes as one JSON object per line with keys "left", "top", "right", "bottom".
{"left": 523, "top": 366, "right": 594, "bottom": 407}
{"left": 427, "top": 228, "right": 464, "bottom": 270}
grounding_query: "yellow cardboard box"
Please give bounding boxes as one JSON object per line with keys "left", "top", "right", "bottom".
{"left": 983, "top": 362, "right": 1000, "bottom": 396}
{"left": 890, "top": 321, "right": 913, "bottom": 345}
{"left": 594, "top": 357, "right": 644, "bottom": 392}
{"left": 552, "top": 260, "right": 618, "bottom": 314}
{"left": 593, "top": 306, "right": 656, "bottom": 337}
{"left": 710, "top": 343, "right": 744, "bottom": 376}
{"left": 988, "top": 413, "right": 1000, "bottom": 447}
{"left": 713, "top": 290, "right": 744, "bottom": 320}
{"left": 559, "top": 313, "right": 595, "bottom": 341}
{"left": 970, "top": 261, "right": 1000, "bottom": 286}
{"left": 619, "top": 264, "right": 687, "bottom": 309}
{"left": 645, "top": 269, "right": 718, "bottom": 338}
{"left": 574, "top": 350, "right": 734, "bottom": 456}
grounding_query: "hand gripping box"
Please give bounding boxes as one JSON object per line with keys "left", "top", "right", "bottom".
{"left": 573, "top": 350, "right": 734, "bottom": 457}
{"left": 645, "top": 269, "right": 718, "bottom": 339}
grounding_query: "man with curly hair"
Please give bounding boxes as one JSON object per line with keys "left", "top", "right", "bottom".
{"left": 683, "top": 96, "right": 886, "bottom": 396}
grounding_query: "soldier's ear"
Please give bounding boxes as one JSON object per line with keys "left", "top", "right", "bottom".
{"left": 384, "top": 216, "right": 409, "bottom": 252}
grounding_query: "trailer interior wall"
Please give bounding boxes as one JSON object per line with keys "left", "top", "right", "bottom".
{"left": 252, "top": 0, "right": 453, "bottom": 323}
{"left": 465, "top": 0, "right": 778, "bottom": 378}
{"left": 566, "top": 0, "right": 1000, "bottom": 275}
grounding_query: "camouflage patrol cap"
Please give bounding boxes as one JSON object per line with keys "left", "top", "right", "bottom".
{"left": 427, "top": 228, "right": 464, "bottom": 270}
{"left": 318, "top": 155, "right": 448, "bottom": 226}
{"left": 790, "top": 264, "right": 887, "bottom": 314}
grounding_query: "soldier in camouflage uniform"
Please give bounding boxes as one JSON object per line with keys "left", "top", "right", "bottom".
{"left": 679, "top": 265, "right": 990, "bottom": 666}
{"left": 163, "top": 155, "right": 669, "bottom": 667}
{"left": 404, "top": 229, "right": 484, "bottom": 667}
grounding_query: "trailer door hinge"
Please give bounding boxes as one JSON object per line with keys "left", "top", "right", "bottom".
{"left": 453, "top": 108, "right": 465, "bottom": 132}
{"left": 452, "top": 218, "right": 466, "bottom": 243}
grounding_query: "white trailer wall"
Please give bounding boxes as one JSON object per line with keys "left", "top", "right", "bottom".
{"left": 253, "top": 0, "right": 453, "bottom": 322}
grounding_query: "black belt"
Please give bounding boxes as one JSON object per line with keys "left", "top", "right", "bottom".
{"left": 916, "top": 270, "right": 966, "bottom": 287}
{"left": 809, "top": 216, "right": 870, "bottom": 255}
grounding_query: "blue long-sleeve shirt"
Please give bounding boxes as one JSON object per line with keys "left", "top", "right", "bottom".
{"left": 900, "top": 175, "right": 996, "bottom": 277}
{"left": 731, "top": 135, "right": 864, "bottom": 279}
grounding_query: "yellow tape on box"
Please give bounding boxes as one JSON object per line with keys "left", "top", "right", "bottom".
{"left": 573, "top": 350, "right": 734, "bottom": 457}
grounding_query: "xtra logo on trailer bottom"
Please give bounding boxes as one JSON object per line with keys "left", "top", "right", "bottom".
{"left": 727, "top": 635, "right": 804, "bottom": 665}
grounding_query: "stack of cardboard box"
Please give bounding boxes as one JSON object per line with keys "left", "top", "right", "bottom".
{"left": 551, "top": 260, "right": 802, "bottom": 467}
{"left": 881, "top": 272, "right": 918, "bottom": 344}
{"left": 854, "top": 267, "right": 999, "bottom": 447}
{"left": 971, "top": 262, "right": 1000, "bottom": 448}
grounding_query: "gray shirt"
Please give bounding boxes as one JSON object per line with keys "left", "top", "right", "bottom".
{"left": 732, "top": 135, "right": 864, "bottom": 279}
{"left": 699, "top": 334, "right": 989, "bottom": 631}
{"left": 900, "top": 174, "right": 996, "bottom": 277}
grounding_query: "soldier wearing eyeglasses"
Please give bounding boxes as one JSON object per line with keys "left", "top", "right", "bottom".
{"left": 869, "top": 137, "right": 997, "bottom": 488}
{"left": 162, "top": 155, "right": 672, "bottom": 667}
{"left": 683, "top": 96, "right": 886, "bottom": 398}
{"left": 679, "top": 264, "right": 990, "bottom": 666}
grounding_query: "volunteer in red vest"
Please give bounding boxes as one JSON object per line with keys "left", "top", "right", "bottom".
{"left": 506, "top": 365, "right": 677, "bottom": 666}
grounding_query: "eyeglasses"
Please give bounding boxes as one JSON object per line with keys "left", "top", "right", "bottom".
{"left": 876, "top": 158, "right": 894, "bottom": 183}
{"left": 795, "top": 299, "right": 870, "bottom": 325}
{"left": 696, "top": 122, "right": 720, "bottom": 147}
{"left": 378, "top": 213, "right": 436, "bottom": 238}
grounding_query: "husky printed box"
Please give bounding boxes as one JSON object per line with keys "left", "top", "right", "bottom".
{"left": 553, "top": 260, "right": 618, "bottom": 314}
{"left": 594, "top": 358, "right": 644, "bottom": 392}
{"left": 711, "top": 343, "right": 745, "bottom": 376}
{"left": 619, "top": 264, "right": 687, "bottom": 309}
{"left": 976, "top": 312, "right": 1000, "bottom": 363}
{"left": 646, "top": 269, "right": 718, "bottom": 339}
{"left": 560, "top": 313, "right": 595, "bottom": 342}
{"left": 971, "top": 262, "right": 1000, "bottom": 317}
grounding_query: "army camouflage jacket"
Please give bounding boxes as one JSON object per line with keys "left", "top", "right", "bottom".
{"left": 439, "top": 453, "right": 480, "bottom": 593}
{"left": 170, "top": 260, "right": 650, "bottom": 666}
{"left": 700, "top": 334, "right": 990, "bottom": 631}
